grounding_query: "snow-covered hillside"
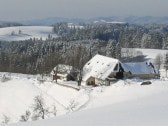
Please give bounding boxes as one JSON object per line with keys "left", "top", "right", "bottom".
{"left": 0, "top": 73, "right": 88, "bottom": 124}
{"left": 0, "top": 26, "right": 57, "bottom": 41}
{"left": 10, "top": 79, "right": 168, "bottom": 126}
{"left": 1, "top": 48, "right": 168, "bottom": 126}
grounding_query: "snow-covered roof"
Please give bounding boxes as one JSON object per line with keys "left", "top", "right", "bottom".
{"left": 82, "top": 54, "right": 120, "bottom": 81}
{"left": 123, "top": 62, "right": 155, "bottom": 75}
{"left": 51, "top": 64, "right": 73, "bottom": 75}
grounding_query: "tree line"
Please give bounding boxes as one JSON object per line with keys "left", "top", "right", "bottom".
{"left": 0, "top": 22, "right": 168, "bottom": 74}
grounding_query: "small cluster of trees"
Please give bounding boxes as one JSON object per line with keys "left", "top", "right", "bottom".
{"left": 1, "top": 95, "right": 57, "bottom": 124}
{"left": 1, "top": 94, "right": 79, "bottom": 124}
{"left": 20, "top": 95, "right": 57, "bottom": 122}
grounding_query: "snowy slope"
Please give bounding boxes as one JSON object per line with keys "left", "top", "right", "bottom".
{"left": 0, "top": 26, "right": 57, "bottom": 41}
{"left": 0, "top": 73, "right": 88, "bottom": 124}
{"left": 10, "top": 80, "right": 168, "bottom": 126}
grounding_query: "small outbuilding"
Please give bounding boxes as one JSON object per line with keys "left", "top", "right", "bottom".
{"left": 51, "top": 64, "right": 78, "bottom": 81}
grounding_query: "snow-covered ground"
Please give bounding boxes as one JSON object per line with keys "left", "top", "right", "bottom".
{"left": 0, "top": 26, "right": 57, "bottom": 41}
{"left": 0, "top": 73, "right": 89, "bottom": 124}
{"left": 122, "top": 48, "right": 168, "bottom": 61}
{"left": 135, "top": 48, "right": 168, "bottom": 59}
{"left": 8, "top": 79, "right": 168, "bottom": 126}
{"left": 0, "top": 48, "right": 168, "bottom": 126}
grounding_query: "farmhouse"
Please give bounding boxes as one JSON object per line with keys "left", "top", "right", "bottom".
{"left": 82, "top": 54, "right": 127, "bottom": 86}
{"left": 51, "top": 64, "right": 78, "bottom": 81}
{"left": 82, "top": 54, "right": 157, "bottom": 86}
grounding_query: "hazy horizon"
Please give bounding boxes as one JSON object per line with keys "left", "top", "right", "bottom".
{"left": 0, "top": 0, "right": 168, "bottom": 21}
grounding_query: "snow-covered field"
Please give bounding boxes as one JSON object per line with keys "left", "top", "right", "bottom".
{"left": 135, "top": 48, "right": 168, "bottom": 59}
{"left": 0, "top": 48, "right": 168, "bottom": 126}
{"left": 122, "top": 48, "right": 168, "bottom": 61}
{"left": 11, "top": 80, "right": 168, "bottom": 126}
{"left": 0, "top": 26, "right": 57, "bottom": 41}
{"left": 0, "top": 73, "right": 89, "bottom": 124}
{"left": 1, "top": 77, "right": 168, "bottom": 126}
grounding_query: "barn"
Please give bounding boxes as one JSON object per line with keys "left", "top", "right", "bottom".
{"left": 123, "top": 62, "right": 157, "bottom": 79}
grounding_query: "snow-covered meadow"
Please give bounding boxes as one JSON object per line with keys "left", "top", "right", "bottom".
{"left": 0, "top": 73, "right": 89, "bottom": 124}
{"left": 11, "top": 79, "right": 168, "bottom": 126}
{"left": 0, "top": 26, "right": 57, "bottom": 41}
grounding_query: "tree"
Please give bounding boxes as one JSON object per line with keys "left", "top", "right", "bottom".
{"left": 106, "top": 39, "right": 118, "bottom": 58}
{"left": 155, "top": 54, "right": 163, "bottom": 71}
{"left": 115, "top": 42, "right": 121, "bottom": 59}
{"left": 2, "top": 115, "right": 10, "bottom": 124}
{"left": 51, "top": 105, "right": 57, "bottom": 116}
{"left": 164, "top": 52, "right": 168, "bottom": 77}
{"left": 141, "top": 33, "right": 151, "bottom": 48}
{"left": 11, "top": 31, "right": 15, "bottom": 36}
{"left": 31, "top": 95, "right": 49, "bottom": 120}
{"left": 67, "top": 99, "right": 78, "bottom": 112}
{"left": 18, "top": 30, "right": 22, "bottom": 34}
{"left": 20, "top": 110, "right": 31, "bottom": 122}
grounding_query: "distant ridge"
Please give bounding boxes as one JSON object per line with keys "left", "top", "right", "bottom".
{"left": 1, "top": 16, "right": 168, "bottom": 26}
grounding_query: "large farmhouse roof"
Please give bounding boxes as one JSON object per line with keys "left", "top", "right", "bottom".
{"left": 82, "top": 54, "right": 121, "bottom": 81}
{"left": 123, "top": 62, "right": 155, "bottom": 75}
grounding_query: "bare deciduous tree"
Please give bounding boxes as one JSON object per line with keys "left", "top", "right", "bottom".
{"left": 155, "top": 54, "right": 163, "bottom": 70}
{"left": 31, "top": 95, "right": 49, "bottom": 120}
{"left": 67, "top": 99, "right": 78, "bottom": 112}
{"left": 2, "top": 115, "right": 10, "bottom": 124}
{"left": 20, "top": 110, "right": 31, "bottom": 122}
{"left": 51, "top": 105, "right": 57, "bottom": 116}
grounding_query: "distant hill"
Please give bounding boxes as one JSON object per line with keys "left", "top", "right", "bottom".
{"left": 1, "top": 16, "right": 168, "bottom": 26}
{"left": 18, "top": 16, "right": 168, "bottom": 25}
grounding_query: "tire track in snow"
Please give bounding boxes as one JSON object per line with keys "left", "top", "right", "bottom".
{"left": 75, "top": 87, "right": 93, "bottom": 111}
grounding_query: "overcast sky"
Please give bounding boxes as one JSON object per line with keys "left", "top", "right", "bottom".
{"left": 0, "top": 0, "right": 168, "bottom": 21}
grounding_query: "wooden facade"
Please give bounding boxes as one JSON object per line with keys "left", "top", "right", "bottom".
{"left": 86, "top": 76, "right": 96, "bottom": 86}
